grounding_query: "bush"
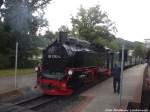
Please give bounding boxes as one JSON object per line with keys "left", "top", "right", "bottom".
{"left": 0, "top": 55, "right": 10, "bottom": 69}
{"left": 0, "top": 54, "right": 39, "bottom": 69}
{"left": 18, "top": 59, "right": 39, "bottom": 68}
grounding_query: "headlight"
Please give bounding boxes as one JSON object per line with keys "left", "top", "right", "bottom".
{"left": 68, "top": 70, "right": 73, "bottom": 76}
{"left": 35, "top": 67, "right": 38, "bottom": 72}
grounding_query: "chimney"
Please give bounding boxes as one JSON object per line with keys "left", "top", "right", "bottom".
{"left": 59, "top": 31, "right": 67, "bottom": 43}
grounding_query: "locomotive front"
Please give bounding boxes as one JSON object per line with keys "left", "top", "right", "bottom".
{"left": 38, "top": 42, "right": 73, "bottom": 95}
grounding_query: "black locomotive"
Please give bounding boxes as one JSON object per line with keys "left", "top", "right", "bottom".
{"left": 36, "top": 32, "right": 118, "bottom": 95}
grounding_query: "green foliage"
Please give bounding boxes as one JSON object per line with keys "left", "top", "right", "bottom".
{"left": 71, "top": 5, "right": 116, "bottom": 43}
{"left": 108, "top": 39, "right": 119, "bottom": 51}
{"left": 0, "top": 68, "right": 34, "bottom": 77}
{"left": 1, "top": 0, "right": 51, "bottom": 35}
{"left": 58, "top": 25, "right": 70, "bottom": 33}
{"left": 0, "top": 54, "right": 10, "bottom": 69}
{"left": 116, "top": 38, "right": 135, "bottom": 50}
{"left": 115, "top": 38, "right": 146, "bottom": 58}
{"left": 133, "top": 41, "right": 146, "bottom": 58}
{"left": 0, "top": 31, "right": 12, "bottom": 54}
{"left": 93, "top": 37, "right": 107, "bottom": 46}
{"left": 0, "top": 0, "right": 52, "bottom": 69}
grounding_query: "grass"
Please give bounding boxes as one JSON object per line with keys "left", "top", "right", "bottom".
{"left": 0, "top": 68, "right": 35, "bottom": 77}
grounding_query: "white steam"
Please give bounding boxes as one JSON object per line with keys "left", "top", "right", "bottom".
{"left": 7, "top": 0, "right": 32, "bottom": 33}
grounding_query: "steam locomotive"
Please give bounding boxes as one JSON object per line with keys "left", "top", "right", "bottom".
{"left": 36, "top": 32, "right": 120, "bottom": 95}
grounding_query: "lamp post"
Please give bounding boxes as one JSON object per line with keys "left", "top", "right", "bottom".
{"left": 120, "top": 42, "right": 125, "bottom": 106}
{"left": 14, "top": 42, "right": 18, "bottom": 88}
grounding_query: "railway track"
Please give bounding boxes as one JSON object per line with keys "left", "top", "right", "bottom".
{"left": 0, "top": 94, "right": 58, "bottom": 112}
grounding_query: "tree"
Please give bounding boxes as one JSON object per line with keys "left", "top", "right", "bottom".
{"left": 0, "top": 0, "right": 52, "bottom": 68}
{"left": 44, "top": 30, "right": 56, "bottom": 42}
{"left": 1, "top": 0, "right": 51, "bottom": 35}
{"left": 133, "top": 41, "right": 146, "bottom": 58}
{"left": 108, "top": 39, "right": 119, "bottom": 51}
{"left": 58, "top": 25, "right": 70, "bottom": 32}
{"left": 71, "top": 5, "right": 116, "bottom": 43}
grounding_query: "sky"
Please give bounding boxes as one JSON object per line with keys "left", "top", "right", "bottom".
{"left": 45, "top": 0, "right": 150, "bottom": 42}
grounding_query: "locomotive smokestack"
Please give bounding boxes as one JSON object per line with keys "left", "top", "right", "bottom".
{"left": 0, "top": 0, "right": 3, "bottom": 7}
{"left": 59, "top": 31, "right": 67, "bottom": 43}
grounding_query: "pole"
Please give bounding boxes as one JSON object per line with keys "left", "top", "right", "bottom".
{"left": 120, "top": 43, "right": 124, "bottom": 106}
{"left": 14, "top": 42, "right": 18, "bottom": 89}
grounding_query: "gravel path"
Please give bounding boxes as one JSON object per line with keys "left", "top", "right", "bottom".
{"left": 0, "top": 73, "right": 36, "bottom": 93}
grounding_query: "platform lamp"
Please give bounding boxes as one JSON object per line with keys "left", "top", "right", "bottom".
{"left": 120, "top": 41, "right": 125, "bottom": 106}
{"left": 14, "top": 42, "right": 18, "bottom": 89}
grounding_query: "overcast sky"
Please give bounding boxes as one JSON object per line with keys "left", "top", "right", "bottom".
{"left": 45, "top": 0, "right": 150, "bottom": 42}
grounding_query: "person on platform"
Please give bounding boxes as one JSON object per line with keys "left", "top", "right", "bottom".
{"left": 112, "top": 64, "right": 121, "bottom": 94}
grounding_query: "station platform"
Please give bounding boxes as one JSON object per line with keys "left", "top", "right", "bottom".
{"left": 78, "top": 64, "right": 146, "bottom": 112}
